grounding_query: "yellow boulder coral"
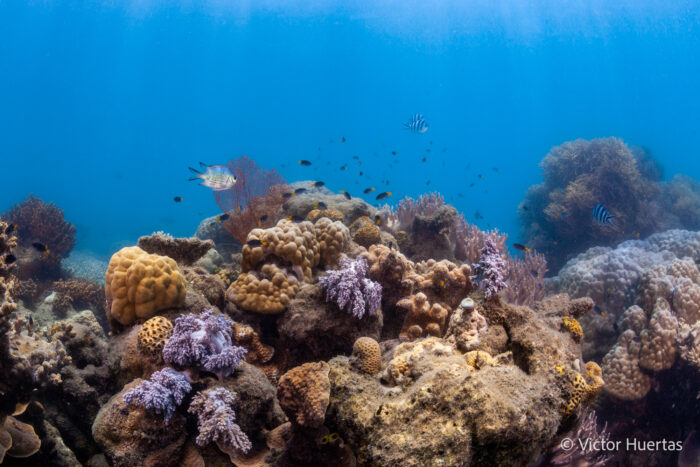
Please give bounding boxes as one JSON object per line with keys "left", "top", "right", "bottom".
{"left": 349, "top": 216, "right": 382, "bottom": 248}
{"left": 562, "top": 317, "right": 583, "bottom": 342}
{"left": 137, "top": 316, "right": 173, "bottom": 355}
{"left": 314, "top": 217, "right": 351, "bottom": 267}
{"left": 105, "top": 246, "right": 186, "bottom": 326}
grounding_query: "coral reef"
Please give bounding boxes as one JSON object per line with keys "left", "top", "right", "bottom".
{"left": 351, "top": 337, "right": 381, "bottom": 375}
{"left": 105, "top": 246, "right": 187, "bottom": 326}
{"left": 519, "top": 138, "right": 699, "bottom": 272}
{"left": 162, "top": 310, "right": 247, "bottom": 378}
{"left": 535, "top": 410, "right": 611, "bottom": 466}
{"left": 349, "top": 216, "right": 382, "bottom": 248}
{"left": 319, "top": 257, "right": 382, "bottom": 320}
{"left": 137, "top": 232, "right": 214, "bottom": 266}
{"left": 444, "top": 297, "right": 488, "bottom": 352}
{"left": 137, "top": 316, "right": 173, "bottom": 355}
{"left": 472, "top": 237, "right": 507, "bottom": 300}
{"left": 277, "top": 361, "right": 331, "bottom": 428}
{"left": 396, "top": 292, "right": 449, "bottom": 340}
{"left": 501, "top": 251, "right": 547, "bottom": 307}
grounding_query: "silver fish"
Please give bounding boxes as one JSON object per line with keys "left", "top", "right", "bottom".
{"left": 188, "top": 163, "right": 237, "bottom": 191}
{"left": 404, "top": 114, "right": 429, "bottom": 134}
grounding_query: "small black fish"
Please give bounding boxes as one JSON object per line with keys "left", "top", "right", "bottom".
{"left": 340, "top": 165, "right": 348, "bottom": 171}
{"left": 469, "top": 182, "right": 475, "bottom": 188}
{"left": 298, "top": 160, "right": 312, "bottom": 166}
{"left": 391, "top": 151, "right": 398, "bottom": 156}
{"left": 478, "top": 174, "right": 484, "bottom": 179}
{"left": 425, "top": 181, "right": 431, "bottom": 186}
{"left": 3, "top": 254, "right": 16, "bottom": 265}
{"left": 293, "top": 188, "right": 308, "bottom": 195}
{"left": 474, "top": 211, "right": 484, "bottom": 220}
{"left": 385, "top": 180, "right": 390, "bottom": 185}
{"left": 173, "top": 196, "right": 183, "bottom": 203}
{"left": 513, "top": 243, "right": 531, "bottom": 252}
{"left": 340, "top": 137, "right": 346, "bottom": 143}
{"left": 425, "top": 148, "right": 431, "bottom": 153}
{"left": 340, "top": 190, "right": 351, "bottom": 200}
{"left": 352, "top": 155, "right": 360, "bottom": 160}
{"left": 219, "top": 213, "right": 230, "bottom": 222}
{"left": 376, "top": 191, "right": 392, "bottom": 201}
{"left": 246, "top": 239, "right": 268, "bottom": 248}
{"left": 364, "top": 188, "right": 376, "bottom": 194}
{"left": 374, "top": 215, "right": 382, "bottom": 226}
{"left": 594, "top": 304, "right": 606, "bottom": 318}
{"left": 258, "top": 215, "right": 269, "bottom": 227}
{"left": 286, "top": 215, "right": 305, "bottom": 223}
{"left": 314, "top": 201, "right": 328, "bottom": 210}
{"left": 32, "top": 242, "right": 49, "bottom": 254}
{"left": 359, "top": 171, "right": 364, "bottom": 176}
{"left": 5, "top": 223, "right": 16, "bottom": 234}
{"left": 422, "top": 157, "right": 428, "bottom": 162}
{"left": 312, "top": 181, "right": 325, "bottom": 187}
{"left": 522, "top": 205, "right": 529, "bottom": 211}
{"left": 280, "top": 192, "right": 294, "bottom": 199}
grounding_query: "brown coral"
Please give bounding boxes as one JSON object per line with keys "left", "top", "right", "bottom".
{"left": 232, "top": 322, "right": 274, "bottom": 364}
{"left": 228, "top": 264, "right": 300, "bottom": 314}
{"left": 138, "top": 316, "right": 173, "bottom": 355}
{"left": 352, "top": 337, "right": 381, "bottom": 375}
{"left": 51, "top": 279, "right": 105, "bottom": 316}
{"left": 397, "top": 292, "right": 449, "bottom": 341}
{"left": 314, "top": 217, "right": 350, "bottom": 267}
{"left": 137, "top": 232, "right": 214, "bottom": 265}
{"left": 306, "top": 209, "right": 345, "bottom": 223}
{"left": 276, "top": 361, "right": 331, "bottom": 428}
{"left": 349, "top": 216, "right": 382, "bottom": 248}
{"left": 0, "top": 416, "right": 41, "bottom": 460}
{"left": 105, "top": 246, "right": 187, "bottom": 326}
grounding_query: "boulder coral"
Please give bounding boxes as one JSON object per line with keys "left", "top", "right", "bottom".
{"left": 105, "top": 246, "right": 187, "bottom": 327}
{"left": 276, "top": 361, "right": 331, "bottom": 428}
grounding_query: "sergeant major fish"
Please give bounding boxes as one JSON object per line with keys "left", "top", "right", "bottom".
{"left": 188, "top": 163, "right": 237, "bottom": 191}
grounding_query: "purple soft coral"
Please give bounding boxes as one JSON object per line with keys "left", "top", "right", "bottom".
{"left": 122, "top": 367, "right": 191, "bottom": 422}
{"left": 472, "top": 237, "right": 507, "bottom": 300}
{"left": 319, "top": 257, "right": 382, "bottom": 319}
{"left": 162, "top": 310, "right": 247, "bottom": 378}
{"left": 188, "top": 387, "right": 252, "bottom": 454}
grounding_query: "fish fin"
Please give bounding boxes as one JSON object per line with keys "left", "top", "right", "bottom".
{"left": 188, "top": 177, "right": 199, "bottom": 181}
{"left": 189, "top": 167, "right": 202, "bottom": 174}
{"left": 199, "top": 161, "right": 208, "bottom": 167}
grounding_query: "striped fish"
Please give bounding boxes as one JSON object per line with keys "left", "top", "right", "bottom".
{"left": 403, "top": 114, "right": 429, "bottom": 134}
{"left": 188, "top": 163, "right": 237, "bottom": 191}
{"left": 592, "top": 204, "right": 615, "bottom": 226}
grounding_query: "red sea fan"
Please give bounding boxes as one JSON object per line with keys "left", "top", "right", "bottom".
{"left": 214, "top": 155, "right": 290, "bottom": 243}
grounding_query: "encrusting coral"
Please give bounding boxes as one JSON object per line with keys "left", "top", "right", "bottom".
{"left": 137, "top": 316, "right": 174, "bottom": 355}
{"left": 162, "top": 310, "right": 247, "bottom": 379}
{"left": 105, "top": 246, "right": 187, "bottom": 326}
{"left": 319, "top": 257, "right": 382, "bottom": 319}
{"left": 137, "top": 232, "right": 214, "bottom": 266}
{"left": 277, "top": 361, "right": 331, "bottom": 428}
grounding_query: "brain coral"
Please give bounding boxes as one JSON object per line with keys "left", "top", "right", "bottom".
{"left": 276, "top": 361, "right": 331, "bottom": 428}
{"left": 137, "top": 316, "right": 173, "bottom": 355}
{"left": 105, "top": 246, "right": 187, "bottom": 326}
{"left": 352, "top": 337, "right": 381, "bottom": 375}
{"left": 314, "top": 217, "right": 351, "bottom": 267}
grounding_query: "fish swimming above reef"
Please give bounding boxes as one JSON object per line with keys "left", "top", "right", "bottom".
{"left": 513, "top": 243, "right": 531, "bottom": 252}
{"left": 210, "top": 213, "right": 230, "bottom": 226}
{"left": 404, "top": 113, "right": 429, "bottom": 134}
{"left": 313, "top": 201, "right": 328, "bottom": 210}
{"left": 312, "top": 181, "right": 325, "bottom": 187}
{"left": 376, "top": 191, "right": 392, "bottom": 201}
{"left": 258, "top": 215, "right": 268, "bottom": 226}
{"left": 188, "top": 163, "right": 237, "bottom": 191}
{"left": 293, "top": 188, "right": 308, "bottom": 195}
{"left": 173, "top": 196, "right": 183, "bottom": 203}
{"left": 286, "top": 215, "right": 305, "bottom": 223}
{"left": 246, "top": 239, "right": 268, "bottom": 248}
{"left": 298, "top": 160, "right": 312, "bottom": 166}
{"left": 340, "top": 190, "right": 351, "bottom": 200}
{"left": 364, "top": 188, "right": 375, "bottom": 194}
{"left": 5, "top": 223, "right": 16, "bottom": 234}
{"left": 593, "top": 203, "right": 615, "bottom": 226}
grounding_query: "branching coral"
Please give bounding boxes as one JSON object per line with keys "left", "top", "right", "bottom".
{"left": 122, "top": 367, "right": 192, "bottom": 422}
{"left": 472, "top": 237, "right": 507, "bottom": 300}
{"left": 319, "top": 257, "right": 382, "bottom": 319}
{"left": 51, "top": 278, "right": 105, "bottom": 317}
{"left": 162, "top": 310, "right": 247, "bottom": 378}
{"left": 501, "top": 251, "right": 547, "bottom": 307}
{"left": 188, "top": 387, "right": 251, "bottom": 455}
{"left": 454, "top": 216, "right": 508, "bottom": 264}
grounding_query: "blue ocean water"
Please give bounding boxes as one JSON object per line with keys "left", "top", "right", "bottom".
{"left": 1, "top": 0, "right": 699, "bottom": 260}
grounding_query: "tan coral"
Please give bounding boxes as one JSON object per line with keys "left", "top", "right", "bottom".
{"left": 232, "top": 322, "right": 274, "bottom": 364}
{"left": 227, "top": 264, "right": 300, "bottom": 314}
{"left": 411, "top": 259, "right": 473, "bottom": 309}
{"left": 639, "top": 298, "right": 679, "bottom": 371}
{"left": 350, "top": 216, "right": 382, "bottom": 248}
{"left": 562, "top": 317, "right": 583, "bottom": 342}
{"left": 1, "top": 416, "right": 41, "bottom": 459}
{"left": 352, "top": 337, "right": 381, "bottom": 375}
{"left": 307, "top": 209, "right": 345, "bottom": 223}
{"left": 601, "top": 330, "right": 651, "bottom": 401}
{"left": 277, "top": 361, "right": 331, "bottom": 428}
{"left": 105, "top": 246, "right": 186, "bottom": 326}
{"left": 384, "top": 337, "right": 460, "bottom": 388}
{"left": 314, "top": 217, "right": 351, "bottom": 267}
{"left": 397, "top": 292, "right": 449, "bottom": 341}
{"left": 583, "top": 361, "right": 604, "bottom": 402}
{"left": 444, "top": 297, "right": 488, "bottom": 352}
{"left": 464, "top": 350, "right": 499, "bottom": 370}
{"left": 137, "top": 316, "right": 173, "bottom": 355}
{"left": 360, "top": 244, "right": 415, "bottom": 301}
{"left": 563, "top": 371, "right": 588, "bottom": 417}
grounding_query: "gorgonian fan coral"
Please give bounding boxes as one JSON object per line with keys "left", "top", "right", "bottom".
{"left": 122, "top": 367, "right": 192, "bottom": 422}
{"left": 2, "top": 195, "right": 76, "bottom": 274}
{"left": 162, "top": 309, "right": 247, "bottom": 378}
{"left": 214, "top": 155, "right": 290, "bottom": 243}
{"left": 319, "top": 257, "right": 382, "bottom": 319}
{"left": 188, "top": 387, "right": 251, "bottom": 454}
{"left": 472, "top": 237, "right": 507, "bottom": 300}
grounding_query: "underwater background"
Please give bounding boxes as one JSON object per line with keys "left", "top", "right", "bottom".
{"left": 1, "top": 0, "right": 699, "bottom": 257}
